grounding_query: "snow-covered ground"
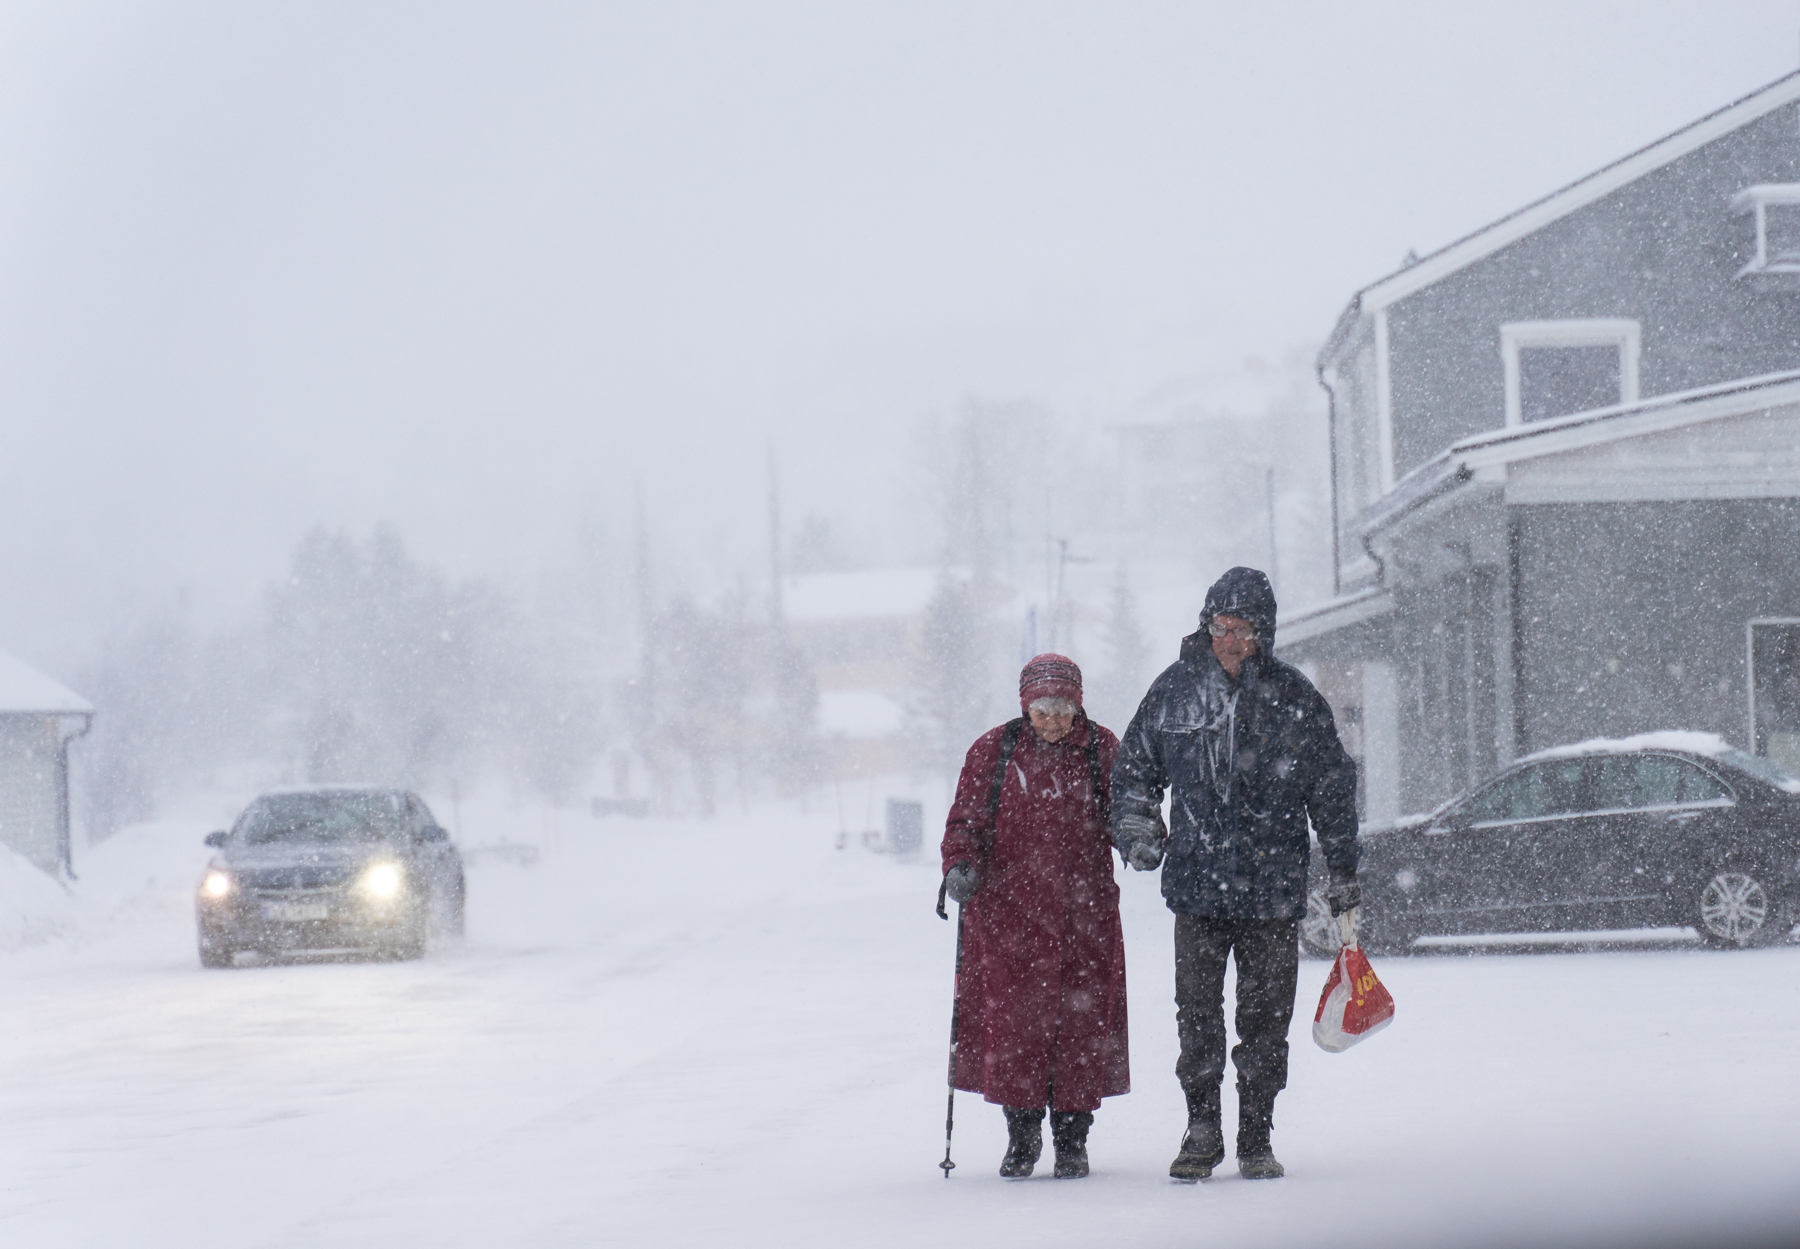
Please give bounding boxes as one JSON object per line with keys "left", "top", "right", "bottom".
{"left": 5, "top": 797, "right": 1800, "bottom": 1248}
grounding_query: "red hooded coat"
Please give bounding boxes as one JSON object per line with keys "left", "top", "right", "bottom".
{"left": 940, "top": 714, "right": 1129, "bottom": 1112}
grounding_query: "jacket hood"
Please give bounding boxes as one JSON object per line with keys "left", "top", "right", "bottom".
{"left": 1199, "top": 566, "right": 1277, "bottom": 650}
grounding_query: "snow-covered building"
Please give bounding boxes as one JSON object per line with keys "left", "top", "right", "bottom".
{"left": 0, "top": 652, "right": 93, "bottom": 876}
{"left": 1280, "top": 69, "right": 1800, "bottom": 820}
{"left": 782, "top": 567, "right": 953, "bottom": 775}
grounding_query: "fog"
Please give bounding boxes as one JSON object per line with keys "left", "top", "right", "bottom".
{"left": 14, "top": 7, "right": 1800, "bottom": 1247}
{"left": 4, "top": 2, "right": 1795, "bottom": 664}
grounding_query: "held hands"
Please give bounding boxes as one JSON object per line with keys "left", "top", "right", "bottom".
{"left": 1126, "top": 842, "right": 1164, "bottom": 872}
{"left": 944, "top": 861, "right": 979, "bottom": 904}
{"left": 1117, "top": 810, "right": 1167, "bottom": 872}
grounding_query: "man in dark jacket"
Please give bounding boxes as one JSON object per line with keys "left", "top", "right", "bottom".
{"left": 1111, "top": 566, "right": 1359, "bottom": 1181}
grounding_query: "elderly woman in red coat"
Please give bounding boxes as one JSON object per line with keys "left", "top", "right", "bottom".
{"left": 940, "top": 653, "right": 1128, "bottom": 1179}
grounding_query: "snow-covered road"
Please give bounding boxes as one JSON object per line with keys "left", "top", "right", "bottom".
{"left": 5, "top": 804, "right": 1800, "bottom": 1248}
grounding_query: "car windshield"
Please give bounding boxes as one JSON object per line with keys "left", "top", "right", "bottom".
{"left": 235, "top": 792, "right": 407, "bottom": 845}
{"left": 1714, "top": 749, "right": 1800, "bottom": 791}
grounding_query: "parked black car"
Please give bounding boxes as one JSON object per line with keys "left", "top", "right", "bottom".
{"left": 196, "top": 786, "right": 465, "bottom": 967}
{"left": 1304, "top": 734, "right": 1800, "bottom": 956}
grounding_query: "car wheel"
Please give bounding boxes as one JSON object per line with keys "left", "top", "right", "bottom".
{"left": 1695, "top": 867, "right": 1789, "bottom": 949}
{"left": 431, "top": 874, "right": 466, "bottom": 940}
{"left": 198, "top": 934, "right": 234, "bottom": 969}
{"left": 1300, "top": 886, "right": 1338, "bottom": 959}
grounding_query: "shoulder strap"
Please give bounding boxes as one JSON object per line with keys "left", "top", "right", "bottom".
{"left": 987, "top": 718, "right": 1025, "bottom": 829}
{"left": 940, "top": 718, "right": 1026, "bottom": 921}
{"left": 1086, "top": 723, "right": 1109, "bottom": 826}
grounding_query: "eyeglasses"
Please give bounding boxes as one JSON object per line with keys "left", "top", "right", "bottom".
{"left": 1207, "top": 621, "right": 1257, "bottom": 642}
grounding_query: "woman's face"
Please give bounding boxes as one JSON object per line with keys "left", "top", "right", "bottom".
{"left": 1029, "top": 706, "right": 1076, "bottom": 743}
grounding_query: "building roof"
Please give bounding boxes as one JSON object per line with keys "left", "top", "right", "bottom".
{"left": 781, "top": 568, "right": 960, "bottom": 623}
{"left": 1322, "top": 69, "right": 1800, "bottom": 364}
{"left": 0, "top": 652, "right": 92, "bottom": 715}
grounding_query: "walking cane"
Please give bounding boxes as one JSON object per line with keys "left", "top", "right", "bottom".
{"left": 937, "top": 876, "right": 963, "bottom": 1177}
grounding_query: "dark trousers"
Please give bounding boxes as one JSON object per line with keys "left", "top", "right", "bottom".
{"left": 1173, "top": 915, "right": 1300, "bottom": 1108}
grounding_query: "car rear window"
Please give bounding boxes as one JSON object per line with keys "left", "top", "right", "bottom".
{"left": 1715, "top": 749, "right": 1800, "bottom": 791}
{"left": 235, "top": 792, "right": 407, "bottom": 845}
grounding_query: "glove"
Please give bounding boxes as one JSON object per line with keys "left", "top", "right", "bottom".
{"left": 1126, "top": 842, "right": 1163, "bottom": 872}
{"left": 1116, "top": 809, "right": 1166, "bottom": 872}
{"left": 944, "top": 862, "right": 979, "bottom": 904}
{"left": 1327, "top": 871, "right": 1360, "bottom": 917}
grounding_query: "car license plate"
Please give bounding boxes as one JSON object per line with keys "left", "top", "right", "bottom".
{"left": 262, "top": 901, "right": 330, "bottom": 922}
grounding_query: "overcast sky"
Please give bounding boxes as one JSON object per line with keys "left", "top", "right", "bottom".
{"left": 3, "top": 1, "right": 1797, "bottom": 670}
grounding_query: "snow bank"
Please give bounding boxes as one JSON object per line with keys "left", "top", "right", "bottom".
{"left": 0, "top": 844, "right": 74, "bottom": 950}
{"left": 75, "top": 819, "right": 216, "bottom": 918}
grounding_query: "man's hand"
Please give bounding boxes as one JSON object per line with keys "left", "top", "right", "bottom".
{"left": 1116, "top": 810, "right": 1166, "bottom": 872}
{"left": 1327, "top": 870, "right": 1360, "bottom": 917}
{"left": 1126, "top": 842, "right": 1163, "bottom": 872}
{"left": 944, "top": 861, "right": 979, "bottom": 904}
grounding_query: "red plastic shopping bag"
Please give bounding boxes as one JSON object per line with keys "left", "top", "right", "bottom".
{"left": 1312, "top": 919, "right": 1395, "bottom": 1052}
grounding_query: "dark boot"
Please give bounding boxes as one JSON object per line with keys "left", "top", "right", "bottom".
{"left": 1169, "top": 1084, "right": 1225, "bottom": 1180}
{"left": 1050, "top": 1110, "right": 1093, "bottom": 1178}
{"left": 1236, "top": 1089, "right": 1284, "bottom": 1180}
{"left": 999, "top": 1107, "right": 1045, "bottom": 1178}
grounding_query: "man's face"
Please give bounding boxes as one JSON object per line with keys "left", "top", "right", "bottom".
{"left": 1029, "top": 706, "right": 1076, "bottom": 743}
{"left": 1209, "top": 613, "right": 1259, "bottom": 677}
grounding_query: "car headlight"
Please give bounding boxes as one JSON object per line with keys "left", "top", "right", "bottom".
{"left": 358, "top": 862, "right": 405, "bottom": 900}
{"left": 201, "top": 870, "right": 233, "bottom": 899}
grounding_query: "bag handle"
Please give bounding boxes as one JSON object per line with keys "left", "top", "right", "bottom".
{"left": 1338, "top": 907, "right": 1359, "bottom": 950}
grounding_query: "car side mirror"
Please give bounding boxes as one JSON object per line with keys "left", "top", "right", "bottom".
{"left": 419, "top": 825, "right": 449, "bottom": 843}
{"left": 204, "top": 831, "right": 228, "bottom": 848}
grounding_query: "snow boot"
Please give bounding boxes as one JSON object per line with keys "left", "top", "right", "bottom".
{"left": 1169, "top": 1084, "right": 1225, "bottom": 1181}
{"left": 999, "top": 1107, "right": 1045, "bottom": 1178}
{"left": 1050, "top": 1110, "right": 1093, "bottom": 1178}
{"left": 1236, "top": 1091, "right": 1284, "bottom": 1180}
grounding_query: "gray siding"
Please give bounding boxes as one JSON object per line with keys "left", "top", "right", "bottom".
{"left": 1512, "top": 499, "right": 1800, "bottom": 754}
{"left": 1387, "top": 104, "right": 1800, "bottom": 478}
{"left": 0, "top": 715, "right": 62, "bottom": 872}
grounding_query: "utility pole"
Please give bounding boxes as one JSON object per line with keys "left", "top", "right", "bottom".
{"left": 1265, "top": 466, "right": 1280, "bottom": 596}
{"left": 767, "top": 444, "right": 784, "bottom": 625}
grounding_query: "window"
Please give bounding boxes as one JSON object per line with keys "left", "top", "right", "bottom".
{"left": 1467, "top": 759, "right": 1588, "bottom": 824}
{"left": 1730, "top": 184, "right": 1800, "bottom": 284}
{"left": 1589, "top": 754, "right": 1729, "bottom": 811}
{"left": 1500, "top": 320, "right": 1641, "bottom": 426}
{"left": 1749, "top": 618, "right": 1800, "bottom": 775}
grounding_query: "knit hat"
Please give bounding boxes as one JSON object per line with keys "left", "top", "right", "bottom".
{"left": 1019, "top": 653, "right": 1083, "bottom": 712}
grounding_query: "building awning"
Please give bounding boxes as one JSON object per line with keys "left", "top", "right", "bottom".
{"left": 1277, "top": 586, "right": 1394, "bottom": 650}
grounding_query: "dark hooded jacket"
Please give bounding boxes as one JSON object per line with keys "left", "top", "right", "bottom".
{"left": 1109, "top": 567, "right": 1358, "bottom": 919}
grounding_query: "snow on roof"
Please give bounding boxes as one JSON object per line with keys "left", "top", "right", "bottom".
{"left": 816, "top": 689, "right": 905, "bottom": 739}
{"left": 0, "top": 651, "right": 92, "bottom": 715}
{"left": 1522, "top": 731, "right": 1736, "bottom": 762}
{"left": 782, "top": 568, "right": 959, "bottom": 623}
{"left": 259, "top": 784, "right": 407, "bottom": 796}
{"left": 1522, "top": 732, "right": 1800, "bottom": 793}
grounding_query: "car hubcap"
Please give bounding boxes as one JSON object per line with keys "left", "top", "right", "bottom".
{"left": 1700, "top": 872, "right": 1769, "bottom": 943}
{"left": 1301, "top": 889, "right": 1335, "bottom": 951}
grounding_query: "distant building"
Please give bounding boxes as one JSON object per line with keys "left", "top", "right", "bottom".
{"left": 1281, "top": 70, "right": 1800, "bottom": 819}
{"left": 782, "top": 567, "right": 955, "bottom": 776}
{"left": 1107, "top": 357, "right": 1335, "bottom": 651}
{"left": 0, "top": 652, "right": 93, "bottom": 875}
